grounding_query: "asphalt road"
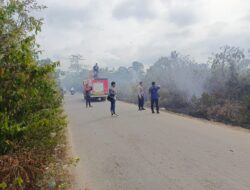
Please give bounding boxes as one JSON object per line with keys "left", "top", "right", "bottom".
{"left": 64, "top": 94, "right": 250, "bottom": 190}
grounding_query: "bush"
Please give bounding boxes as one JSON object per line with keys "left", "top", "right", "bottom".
{"left": 0, "top": 149, "right": 47, "bottom": 190}
{"left": 206, "top": 100, "right": 242, "bottom": 124}
{"left": 241, "top": 95, "right": 250, "bottom": 127}
{"left": 0, "top": 1, "right": 68, "bottom": 189}
{"left": 160, "top": 88, "right": 189, "bottom": 110}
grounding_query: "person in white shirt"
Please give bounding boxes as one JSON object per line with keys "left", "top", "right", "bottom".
{"left": 108, "top": 81, "right": 118, "bottom": 116}
{"left": 137, "top": 81, "right": 145, "bottom": 111}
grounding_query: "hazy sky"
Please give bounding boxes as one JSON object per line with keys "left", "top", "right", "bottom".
{"left": 38, "top": 0, "right": 250, "bottom": 68}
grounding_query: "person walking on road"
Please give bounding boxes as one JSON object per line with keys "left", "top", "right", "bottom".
{"left": 137, "top": 81, "right": 145, "bottom": 111}
{"left": 149, "top": 81, "right": 160, "bottom": 114}
{"left": 108, "top": 81, "right": 118, "bottom": 116}
{"left": 84, "top": 83, "right": 92, "bottom": 108}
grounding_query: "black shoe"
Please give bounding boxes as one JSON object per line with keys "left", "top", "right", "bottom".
{"left": 141, "top": 108, "right": 146, "bottom": 110}
{"left": 152, "top": 111, "right": 155, "bottom": 114}
{"left": 157, "top": 111, "right": 160, "bottom": 114}
{"left": 138, "top": 108, "right": 142, "bottom": 111}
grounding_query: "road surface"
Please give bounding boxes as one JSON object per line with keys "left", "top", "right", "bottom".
{"left": 64, "top": 94, "right": 250, "bottom": 190}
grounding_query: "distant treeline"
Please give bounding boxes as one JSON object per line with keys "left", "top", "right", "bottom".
{"left": 61, "top": 46, "right": 250, "bottom": 128}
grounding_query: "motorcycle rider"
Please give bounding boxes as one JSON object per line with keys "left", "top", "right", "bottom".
{"left": 70, "top": 87, "right": 75, "bottom": 95}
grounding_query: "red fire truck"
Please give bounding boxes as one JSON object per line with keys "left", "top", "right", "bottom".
{"left": 83, "top": 78, "right": 109, "bottom": 101}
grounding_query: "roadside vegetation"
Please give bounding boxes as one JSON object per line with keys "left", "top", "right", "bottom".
{"left": 0, "top": 1, "right": 72, "bottom": 189}
{"left": 63, "top": 47, "right": 250, "bottom": 128}
{"left": 143, "top": 47, "right": 250, "bottom": 128}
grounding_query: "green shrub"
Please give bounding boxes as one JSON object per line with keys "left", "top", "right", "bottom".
{"left": 0, "top": 1, "right": 68, "bottom": 189}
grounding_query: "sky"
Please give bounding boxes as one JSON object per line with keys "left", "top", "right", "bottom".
{"left": 37, "top": 0, "right": 250, "bottom": 68}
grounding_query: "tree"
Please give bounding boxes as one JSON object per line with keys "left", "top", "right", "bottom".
{"left": 145, "top": 52, "right": 209, "bottom": 98}
{"left": 131, "top": 61, "right": 144, "bottom": 72}
{"left": 208, "top": 46, "right": 245, "bottom": 99}
{"left": 0, "top": 1, "right": 68, "bottom": 188}
{"left": 0, "top": 0, "right": 64, "bottom": 154}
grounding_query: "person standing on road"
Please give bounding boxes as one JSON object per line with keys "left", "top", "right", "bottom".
{"left": 137, "top": 81, "right": 145, "bottom": 111}
{"left": 84, "top": 83, "right": 92, "bottom": 108}
{"left": 149, "top": 82, "right": 160, "bottom": 114}
{"left": 109, "top": 81, "right": 118, "bottom": 116}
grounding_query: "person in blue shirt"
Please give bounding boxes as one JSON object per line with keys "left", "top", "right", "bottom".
{"left": 149, "top": 81, "right": 160, "bottom": 114}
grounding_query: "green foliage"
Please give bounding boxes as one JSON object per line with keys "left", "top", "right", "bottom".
{"left": 0, "top": 0, "right": 64, "bottom": 152}
{"left": 0, "top": 182, "right": 7, "bottom": 190}
{"left": 14, "top": 177, "right": 23, "bottom": 187}
{"left": 0, "top": 0, "right": 69, "bottom": 189}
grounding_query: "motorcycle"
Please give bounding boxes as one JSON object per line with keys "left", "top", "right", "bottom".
{"left": 70, "top": 88, "right": 75, "bottom": 95}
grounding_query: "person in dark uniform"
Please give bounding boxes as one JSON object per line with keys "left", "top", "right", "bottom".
{"left": 93, "top": 63, "right": 99, "bottom": 79}
{"left": 84, "top": 83, "right": 92, "bottom": 108}
{"left": 149, "top": 82, "right": 160, "bottom": 114}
